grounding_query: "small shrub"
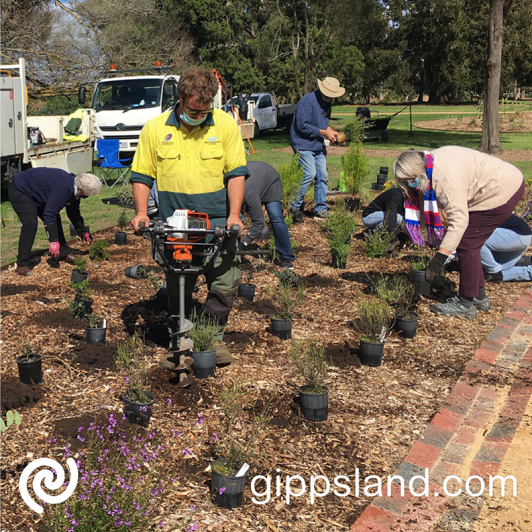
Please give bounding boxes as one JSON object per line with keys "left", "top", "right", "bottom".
{"left": 290, "top": 338, "right": 327, "bottom": 393}
{"left": 324, "top": 202, "right": 357, "bottom": 268}
{"left": 116, "top": 334, "right": 150, "bottom": 403}
{"left": 85, "top": 312, "right": 103, "bottom": 329}
{"left": 341, "top": 142, "right": 369, "bottom": 196}
{"left": 215, "top": 380, "right": 270, "bottom": 475}
{"left": 411, "top": 255, "right": 431, "bottom": 270}
{"left": 189, "top": 314, "right": 218, "bottom": 352}
{"left": 362, "top": 222, "right": 395, "bottom": 258}
{"left": 342, "top": 115, "right": 367, "bottom": 145}
{"left": 117, "top": 208, "right": 128, "bottom": 230}
{"left": 117, "top": 184, "right": 134, "bottom": 204}
{"left": 267, "top": 235, "right": 279, "bottom": 262}
{"left": 278, "top": 154, "right": 303, "bottom": 212}
{"left": 89, "top": 240, "right": 110, "bottom": 263}
{"left": 275, "top": 268, "right": 299, "bottom": 287}
{"left": 269, "top": 282, "right": 305, "bottom": 320}
{"left": 70, "top": 279, "right": 92, "bottom": 300}
{"left": 354, "top": 298, "right": 392, "bottom": 343}
{"left": 67, "top": 300, "right": 89, "bottom": 320}
{"left": 371, "top": 274, "right": 413, "bottom": 308}
{"left": 73, "top": 256, "right": 88, "bottom": 274}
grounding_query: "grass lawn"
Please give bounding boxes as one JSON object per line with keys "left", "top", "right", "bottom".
{"left": 2, "top": 103, "right": 531, "bottom": 267}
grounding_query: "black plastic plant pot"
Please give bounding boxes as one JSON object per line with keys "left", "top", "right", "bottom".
{"left": 299, "top": 386, "right": 329, "bottom": 421}
{"left": 359, "top": 339, "right": 384, "bottom": 367}
{"left": 85, "top": 327, "right": 107, "bottom": 345}
{"left": 125, "top": 265, "right": 146, "bottom": 279}
{"left": 412, "top": 269, "right": 431, "bottom": 296}
{"left": 345, "top": 198, "right": 361, "bottom": 212}
{"left": 74, "top": 295, "right": 93, "bottom": 314}
{"left": 379, "top": 167, "right": 389, "bottom": 175}
{"left": 191, "top": 350, "right": 216, "bottom": 379}
{"left": 123, "top": 391, "right": 155, "bottom": 428}
{"left": 211, "top": 460, "right": 248, "bottom": 509}
{"left": 394, "top": 311, "right": 418, "bottom": 339}
{"left": 372, "top": 183, "right": 384, "bottom": 191}
{"left": 115, "top": 232, "right": 127, "bottom": 246}
{"left": 376, "top": 174, "right": 388, "bottom": 185}
{"left": 270, "top": 317, "right": 292, "bottom": 340}
{"left": 16, "top": 354, "right": 43, "bottom": 386}
{"left": 71, "top": 269, "right": 88, "bottom": 284}
{"left": 70, "top": 224, "right": 90, "bottom": 237}
{"left": 238, "top": 283, "right": 256, "bottom": 302}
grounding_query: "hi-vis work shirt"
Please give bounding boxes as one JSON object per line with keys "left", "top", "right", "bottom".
{"left": 130, "top": 106, "right": 249, "bottom": 221}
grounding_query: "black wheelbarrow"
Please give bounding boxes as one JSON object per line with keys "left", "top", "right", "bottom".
{"left": 355, "top": 106, "right": 407, "bottom": 142}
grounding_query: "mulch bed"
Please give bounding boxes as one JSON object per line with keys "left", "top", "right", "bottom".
{"left": 1, "top": 203, "right": 531, "bottom": 532}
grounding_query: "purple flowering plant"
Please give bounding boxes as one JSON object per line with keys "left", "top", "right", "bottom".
{"left": 42, "top": 413, "right": 170, "bottom": 531}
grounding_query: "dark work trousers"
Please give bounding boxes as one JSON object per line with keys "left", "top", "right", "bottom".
{"left": 8, "top": 180, "right": 70, "bottom": 267}
{"left": 457, "top": 180, "right": 525, "bottom": 298}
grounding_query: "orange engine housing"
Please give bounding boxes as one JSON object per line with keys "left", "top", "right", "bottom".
{"left": 167, "top": 212, "right": 210, "bottom": 261}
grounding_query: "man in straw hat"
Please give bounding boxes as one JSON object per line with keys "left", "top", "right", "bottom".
{"left": 289, "top": 76, "right": 345, "bottom": 222}
{"left": 8, "top": 168, "right": 102, "bottom": 276}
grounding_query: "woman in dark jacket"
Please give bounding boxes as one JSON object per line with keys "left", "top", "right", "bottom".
{"left": 8, "top": 168, "right": 102, "bottom": 276}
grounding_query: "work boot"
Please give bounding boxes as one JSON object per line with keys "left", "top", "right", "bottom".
{"left": 290, "top": 207, "right": 304, "bottom": 224}
{"left": 281, "top": 260, "right": 294, "bottom": 270}
{"left": 484, "top": 271, "right": 503, "bottom": 283}
{"left": 16, "top": 266, "right": 31, "bottom": 277}
{"left": 60, "top": 253, "right": 76, "bottom": 265}
{"left": 214, "top": 340, "right": 233, "bottom": 366}
{"left": 430, "top": 296, "right": 477, "bottom": 320}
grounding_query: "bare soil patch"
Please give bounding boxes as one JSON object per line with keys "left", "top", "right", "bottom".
{"left": 1, "top": 210, "right": 531, "bottom": 531}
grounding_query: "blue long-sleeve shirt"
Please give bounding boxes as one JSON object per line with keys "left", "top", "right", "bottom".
{"left": 290, "top": 90, "right": 331, "bottom": 154}
{"left": 14, "top": 167, "right": 84, "bottom": 227}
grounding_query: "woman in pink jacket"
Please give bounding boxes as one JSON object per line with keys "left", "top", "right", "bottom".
{"left": 393, "top": 146, "right": 525, "bottom": 319}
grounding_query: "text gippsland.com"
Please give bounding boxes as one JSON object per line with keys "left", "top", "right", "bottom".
{"left": 249, "top": 469, "right": 517, "bottom": 505}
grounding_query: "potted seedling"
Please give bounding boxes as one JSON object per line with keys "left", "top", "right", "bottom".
{"left": 323, "top": 203, "right": 358, "bottom": 269}
{"left": 411, "top": 255, "right": 432, "bottom": 296}
{"left": 71, "top": 256, "right": 89, "bottom": 284}
{"left": 354, "top": 298, "right": 392, "bottom": 367}
{"left": 16, "top": 344, "right": 43, "bottom": 386}
{"left": 125, "top": 265, "right": 147, "bottom": 279}
{"left": 391, "top": 276, "right": 418, "bottom": 338}
{"left": 115, "top": 334, "right": 154, "bottom": 428}
{"left": 362, "top": 220, "right": 396, "bottom": 259}
{"left": 85, "top": 312, "right": 107, "bottom": 345}
{"left": 268, "top": 282, "right": 305, "bottom": 340}
{"left": 238, "top": 266, "right": 256, "bottom": 302}
{"left": 89, "top": 240, "right": 110, "bottom": 263}
{"left": 189, "top": 315, "right": 217, "bottom": 379}
{"left": 115, "top": 208, "right": 128, "bottom": 245}
{"left": 70, "top": 279, "right": 93, "bottom": 314}
{"left": 291, "top": 338, "right": 329, "bottom": 421}
{"left": 212, "top": 380, "right": 270, "bottom": 508}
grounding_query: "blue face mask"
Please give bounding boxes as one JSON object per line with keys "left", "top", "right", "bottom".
{"left": 180, "top": 112, "right": 207, "bottom": 127}
{"left": 407, "top": 178, "right": 420, "bottom": 189}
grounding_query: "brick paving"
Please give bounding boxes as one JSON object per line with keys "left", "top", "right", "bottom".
{"left": 350, "top": 289, "right": 532, "bottom": 532}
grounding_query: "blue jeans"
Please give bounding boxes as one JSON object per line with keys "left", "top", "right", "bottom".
{"left": 265, "top": 201, "right": 295, "bottom": 262}
{"left": 291, "top": 150, "right": 328, "bottom": 213}
{"left": 481, "top": 228, "right": 532, "bottom": 281}
{"left": 362, "top": 211, "right": 404, "bottom": 229}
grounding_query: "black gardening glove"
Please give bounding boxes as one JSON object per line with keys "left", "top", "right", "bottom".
{"left": 425, "top": 252, "right": 448, "bottom": 282}
{"left": 385, "top": 232, "right": 409, "bottom": 258}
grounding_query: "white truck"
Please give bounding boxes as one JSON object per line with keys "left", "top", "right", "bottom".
{"left": 81, "top": 64, "right": 224, "bottom": 158}
{"left": 225, "top": 92, "right": 296, "bottom": 138}
{"left": 1, "top": 58, "right": 95, "bottom": 184}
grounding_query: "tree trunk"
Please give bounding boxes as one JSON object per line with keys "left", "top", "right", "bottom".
{"left": 478, "top": 0, "right": 505, "bottom": 154}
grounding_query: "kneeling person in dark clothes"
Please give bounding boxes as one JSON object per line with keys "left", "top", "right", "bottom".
{"left": 8, "top": 168, "right": 102, "bottom": 276}
{"left": 239, "top": 161, "right": 296, "bottom": 269}
{"left": 362, "top": 187, "right": 405, "bottom": 232}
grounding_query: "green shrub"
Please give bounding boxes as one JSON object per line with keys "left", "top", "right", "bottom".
{"left": 362, "top": 222, "right": 395, "bottom": 258}
{"left": 371, "top": 274, "right": 415, "bottom": 310}
{"left": 269, "top": 282, "right": 306, "bottom": 320}
{"left": 275, "top": 268, "right": 299, "bottom": 287}
{"left": 278, "top": 154, "right": 303, "bottom": 211}
{"left": 70, "top": 279, "right": 92, "bottom": 300}
{"left": 189, "top": 314, "right": 218, "bottom": 352}
{"left": 291, "top": 338, "right": 327, "bottom": 394}
{"left": 117, "top": 208, "right": 128, "bottom": 230}
{"left": 354, "top": 298, "right": 392, "bottom": 343}
{"left": 89, "top": 240, "right": 110, "bottom": 262}
{"left": 117, "top": 184, "right": 134, "bottom": 205}
{"left": 86, "top": 312, "right": 103, "bottom": 329}
{"left": 67, "top": 300, "right": 89, "bottom": 320}
{"left": 73, "top": 256, "right": 88, "bottom": 274}
{"left": 411, "top": 255, "right": 431, "bottom": 270}
{"left": 115, "top": 334, "right": 150, "bottom": 403}
{"left": 323, "top": 202, "right": 357, "bottom": 268}
{"left": 341, "top": 142, "right": 369, "bottom": 196}
{"left": 342, "top": 115, "right": 367, "bottom": 145}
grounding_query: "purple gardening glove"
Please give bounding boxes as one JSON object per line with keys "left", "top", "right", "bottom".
{"left": 48, "top": 242, "right": 60, "bottom": 257}
{"left": 80, "top": 232, "right": 93, "bottom": 243}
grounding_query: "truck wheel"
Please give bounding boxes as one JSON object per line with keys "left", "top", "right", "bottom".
{"left": 381, "top": 131, "right": 389, "bottom": 142}
{"left": 254, "top": 123, "right": 260, "bottom": 138}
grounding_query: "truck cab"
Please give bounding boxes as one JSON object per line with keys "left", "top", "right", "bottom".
{"left": 91, "top": 74, "right": 179, "bottom": 157}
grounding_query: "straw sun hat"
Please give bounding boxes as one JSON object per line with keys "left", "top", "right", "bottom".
{"left": 317, "top": 77, "right": 345, "bottom": 99}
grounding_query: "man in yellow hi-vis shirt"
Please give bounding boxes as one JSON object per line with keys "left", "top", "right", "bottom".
{"left": 131, "top": 68, "right": 249, "bottom": 365}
